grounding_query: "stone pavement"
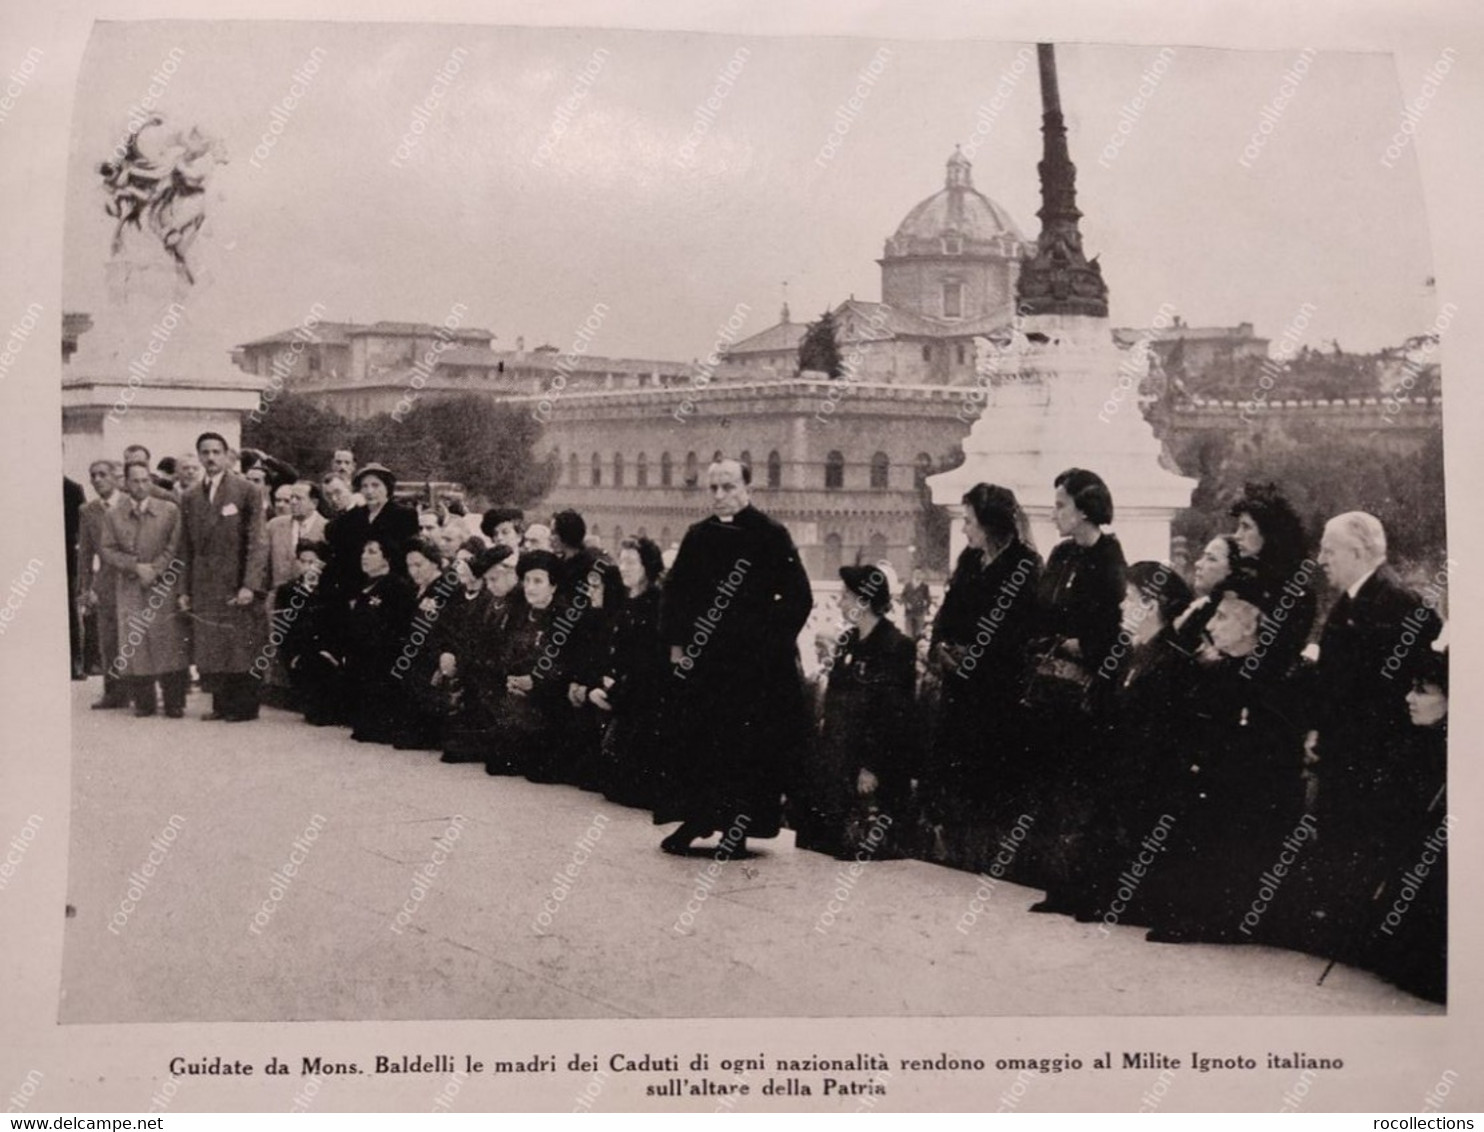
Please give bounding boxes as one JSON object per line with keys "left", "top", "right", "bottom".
{"left": 59, "top": 680, "right": 1437, "bottom": 1022}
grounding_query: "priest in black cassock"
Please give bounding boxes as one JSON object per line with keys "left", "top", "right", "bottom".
{"left": 655, "top": 457, "right": 814, "bottom": 855}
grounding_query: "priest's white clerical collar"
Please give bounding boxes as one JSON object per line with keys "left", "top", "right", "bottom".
{"left": 718, "top": 514, "right": 734, "bottom": 523}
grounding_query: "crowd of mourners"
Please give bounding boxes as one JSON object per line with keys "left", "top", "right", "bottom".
{"left": 70, "top": 439, "right": 1449, "bottom": 1004}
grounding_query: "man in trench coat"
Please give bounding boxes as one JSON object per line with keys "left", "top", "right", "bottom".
{"left": 101, "top": 461, "right": 191, "bottom": 716}
{"left": 179, "top": 431, "right": 269, "bottom": 721}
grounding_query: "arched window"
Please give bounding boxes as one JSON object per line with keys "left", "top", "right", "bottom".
{"left": 660, "top": 452, "right": 673, "bottom": 487}
{"left": 591, "top": 453, "right": 602, "bottom": 487}
{"left": 943, "top": 281, "right": 963, "bottom": 319}
{"left": 867, "top": 531, "right": 889, "bottom": 565}
{"left": 739, "top": 450, "right": 752, "bottom": 480}
{"left": 767, "top": 450, "right": 782, "bottom": 489}
{"left": 660, "top": 526, "right": 673, "bottom": 548}
{"left": 613, "top": 452, "right": 625, "bottom": 487}
{"left": 684, "top": 451, "right": 699, "bottom": 487}
{"left": 612, "top": 525, "right": 624, "bottom": 545}
{"left": 568, "top": 452, "right": 579, "bottom": 486}
{"left": 824, "top": 533, "right": 844, "bottom": 573}
{"left": 825, "top": 450, "right": 845, "bottom": 490}
{"left": 921, "top": 344, "right": 932, "bottom": 362}
{"left": 956, "top": 343, "right": 967, "bottom": 365}
{"left": 870, "top": 451, "right": 890, "bottom": 490}
{"left": 636, "top": 526, "right": 648, "bottom": 539}
{"left": 636, "top": 452, "right": 649, "bottom": 487}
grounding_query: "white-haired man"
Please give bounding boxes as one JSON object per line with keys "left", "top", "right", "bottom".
{"left": 1306, "top": 511, "right": 1442, "bottom": 960}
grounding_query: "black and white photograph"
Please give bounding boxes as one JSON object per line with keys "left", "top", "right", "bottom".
{"left": 4, "top": 0, "right": 1482, "bottom": 1115}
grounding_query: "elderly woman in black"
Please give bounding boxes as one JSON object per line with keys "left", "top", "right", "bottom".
{"left": 1228, "top": 481, "right": 1317, "bottom": 675}
{"left": 1024, "top": 467, "right": 1126, "bottom": 902}
{"left": 488, "top": 550, "right": 569, "bottom": 778}
{"left": 391, "top": 538, "right": 458, "bottom": 751}
{"left": 1040, "top": 561, "right": 1193, "bottom": 922}
{"left": 343, "top": 537, "right": 415, "bottom": 745}
{"left": 590, "top": 537, "right": 668, "bottom": 809}
{"left": 439, "top": 544, "right": 518, "bottom": 765}
{"left": 924, "top": 483, "right": 1043, "bottom": 868}
{"left": 794, "top": 564, "right": 919, "bottom": 860}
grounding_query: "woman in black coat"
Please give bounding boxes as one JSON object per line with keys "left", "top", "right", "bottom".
{"left": 391, "top": 538, "right": 459, "bottom": 751}
{"left": 1025, "top": 467, "right": 1127, "bottom": 899}
{"left": 924, "top": 483, "right": 1042, "bottom": 868}
{"left": 488, "top": 550, "right": 569, "bottom": 778}
{"left": 275, "top": 539, "right": 343, "bottom": 726}
{"left": 1041, "top": 561, "right": 1193, "bottom": 922}
{"left": 794, "top": 564, "right": 918, "bottom": 860}
{"left": 343, "top": 537, "right": 415, "bottom": 744}
{"left": 590, "top": 538, "right": 668, "bottom": 810}
{"left": 322, "top": 463, "right": 419, "bottom": 606}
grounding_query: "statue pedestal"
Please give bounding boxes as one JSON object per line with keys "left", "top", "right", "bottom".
{"left": 928, "top": 313, "right": 1195, "bottom": 564}
{"left": 63, "top": 258, "right": 264, "bottom": 481}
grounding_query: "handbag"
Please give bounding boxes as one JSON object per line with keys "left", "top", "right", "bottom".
{"left": 1020, "top": 638, "right": 1094, "bottom": 714}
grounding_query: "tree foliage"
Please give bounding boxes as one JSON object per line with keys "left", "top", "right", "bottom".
{"left": 797, "top": 309, "right": 844, "bottom": 378}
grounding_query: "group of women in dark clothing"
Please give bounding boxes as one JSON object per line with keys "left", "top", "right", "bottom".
{"left": 265, "top": 460, "right": 1445, "bottom": 1004}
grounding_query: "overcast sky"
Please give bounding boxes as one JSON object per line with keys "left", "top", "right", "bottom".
{"left": 65, "top": 21, "right": 1438, "bottom": 364}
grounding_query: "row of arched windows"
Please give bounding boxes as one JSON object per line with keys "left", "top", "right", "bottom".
{"left": 563, "top": 449, "right": 929, "bottom": 491}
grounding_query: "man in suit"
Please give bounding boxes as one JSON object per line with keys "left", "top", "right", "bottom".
{"left": 266, "top": 481, "right": 328, "bottom": 590}
{"left": 1305, "top": 511, "right": 1443, "bottom": 958}
{"left": 77, "top": 460, "right": 129, "bottom": 708}
{"left": 122, "top": 445, "right": 176, "bottom": 496}
{"left": 179, "top": 431, "right": 269, "bottom": 721}
{"left": 101, "top": 460, "right": 190, "bottom": 716}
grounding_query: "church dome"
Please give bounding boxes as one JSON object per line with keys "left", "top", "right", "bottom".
{"left": 885, "top": 148, "right": 1027, "bottom": 259}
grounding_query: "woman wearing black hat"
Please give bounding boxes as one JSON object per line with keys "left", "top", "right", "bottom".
{"left": 438, "top": 544, "right": 519, "bottom": 764}
{"left": 924, "top": 483, "right": 1043, "bottom": 869}
{"left": 322, "top": 462, "right": 419, "bottom": 608}
{"left": 793, "top": 563, "right": 918, "bottom": 860}
{"left": 343, "top": 537, "right": 416, "bottom": 745}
